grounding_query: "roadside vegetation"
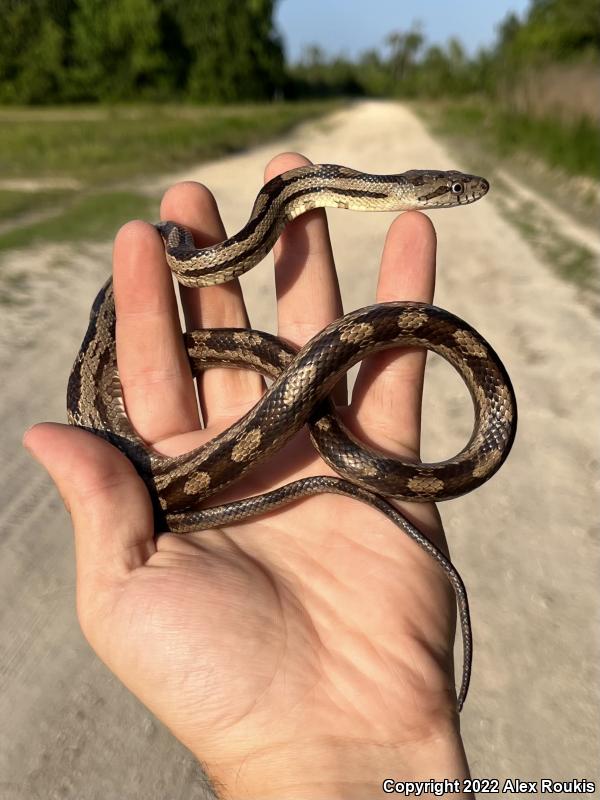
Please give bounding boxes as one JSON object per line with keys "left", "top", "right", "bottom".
{"left": 424, "top": 102, "right": 599, "bottom": 182}
{"left": 0, "top": 101, "right": 338, "bottom": 254}
{"left": 0, "top": 103, "right": 338, "bottom": 183}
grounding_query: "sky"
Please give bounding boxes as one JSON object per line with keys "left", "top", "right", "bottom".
{"left": 275, "top": 0, "right": 532, "bottom": 62}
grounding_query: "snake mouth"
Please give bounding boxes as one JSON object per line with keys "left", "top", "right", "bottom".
{"left": 460, "top": 193, "right": 483, "bottom": 205}
{"left": 455, "top": 179, "right": 489, "bottom": 206}
{"left": 464, "top": 177, "right": 489, "bottom": 203}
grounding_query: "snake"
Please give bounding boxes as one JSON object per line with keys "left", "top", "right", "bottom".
{"left": 67, "top": 164, "right": 517, "bottom": 711}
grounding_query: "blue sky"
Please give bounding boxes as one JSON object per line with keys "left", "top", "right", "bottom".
{"left": 275, "top": 0, "right": 532, "bottom": 61}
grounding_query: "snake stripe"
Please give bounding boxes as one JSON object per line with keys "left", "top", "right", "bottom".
{"left": 157, "top": 164, "right": 489, "bottom": 286}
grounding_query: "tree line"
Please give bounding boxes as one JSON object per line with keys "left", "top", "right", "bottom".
{"left": 0, "top": 0, "right": 598, "bottom": 105}
{"left": 289, "top": 0, "right": 600, "bottom": 100}
{"left": 0, "top": 0, "right": 285, "bottom": 103}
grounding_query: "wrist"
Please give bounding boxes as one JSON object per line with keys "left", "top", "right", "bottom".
{"left": 199, "top": 723, "right": 472, "bottom": 799}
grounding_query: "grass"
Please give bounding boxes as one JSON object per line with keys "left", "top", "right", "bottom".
{"left": 0, "top": 101, "right": 340, "bottom": 184}
{"left": 0, "top": 189, "right": 73, "bottom": 220}
{"left": 495, "top": 187, "right": 598, "bottom": 298}
{"left": 415, "top": 99, "right": 600, "bottom": 305}
{"left": 0, "top": 99, "right": 341, "bottom": 270}
{"left": 423, "top": 99, "right": 600, "bottom": 181}
{"left": 0, "top": 191, "right": 156, "bottom": 253}
{"left": 0, "top": 100, "right": 339, "bottom": 259}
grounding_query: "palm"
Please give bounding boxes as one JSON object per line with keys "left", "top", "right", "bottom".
{"left": 89, "top": 395, "right": 455, "bottom": 766}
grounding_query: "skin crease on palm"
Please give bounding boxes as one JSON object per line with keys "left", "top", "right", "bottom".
{"left": 24, "top": 152, "right": 475, "bottom": 799}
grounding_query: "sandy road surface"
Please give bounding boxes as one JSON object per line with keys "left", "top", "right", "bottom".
{"left": 1, "top": 101, "right": 599, "bottom": 798}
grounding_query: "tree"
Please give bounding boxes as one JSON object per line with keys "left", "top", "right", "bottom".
{"left": 67, "top": 0, "right": 166, "bottom": 101}
{"left": 0, "top": 0, "right": 73, "bottom": 103}
{"left": 496, "top": 0, "right": 600, "bottom": 64}
{"left": 385, "top": 25, "right": 424, "bottom": 91}
{"left": 173, "top": 0, "right": 285, "bottom": 102}
{"left": 358, "top": 49, "right": 392, "bottom": 97}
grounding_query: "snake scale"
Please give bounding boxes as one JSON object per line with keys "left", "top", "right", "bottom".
{"left": 67, "top": 164, "right": 517, "bottom": 711}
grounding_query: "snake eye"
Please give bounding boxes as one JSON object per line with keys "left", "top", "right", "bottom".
{"left": 451, "top": 182, "right": 464, "bottom": 195}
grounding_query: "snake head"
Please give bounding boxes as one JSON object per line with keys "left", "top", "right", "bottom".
{"left": 403, "top": 170, "right": 489, "bottom": 208}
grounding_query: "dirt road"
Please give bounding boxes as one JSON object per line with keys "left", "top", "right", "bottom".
{"left": 1, "top": 101, "right": 598, "bottom": 798}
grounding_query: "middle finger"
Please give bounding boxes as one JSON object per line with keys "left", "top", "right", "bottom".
{"left": 267, "top": 152, "right": 346, "bottom": 404}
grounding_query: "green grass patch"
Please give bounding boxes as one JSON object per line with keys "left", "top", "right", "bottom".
{"left": 415, "top": 100, "right": 599, "bottom": 306}
{"left": 495, "top": 185, "right": 598, "bottom": 297}
{"left": 423, "top": 99, "right": 600, "bottom": 181}
{"left": 0, "top": 191, "right": 156, "bottom": 252}
{"left": 0, "top": 101, "right": 340, "bottom": 185}
{"left": 0, "top": 189, "right": 73, "bottom": 221}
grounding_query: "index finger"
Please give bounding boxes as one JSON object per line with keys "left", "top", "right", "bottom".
{"left": 113, "top": 220, "right": 200, "bottom": 445}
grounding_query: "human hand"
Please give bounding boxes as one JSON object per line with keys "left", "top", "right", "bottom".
{"left": 25, "top": 153, "right": 472, "bottom": 799}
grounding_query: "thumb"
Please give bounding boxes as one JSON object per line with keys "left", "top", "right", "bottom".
{"left": 23, "top": 423, "right": 156, "bottom": 579}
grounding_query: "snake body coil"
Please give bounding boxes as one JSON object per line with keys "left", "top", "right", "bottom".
{"left": 67, "top": 165, "right": 517, "bottom": 711}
